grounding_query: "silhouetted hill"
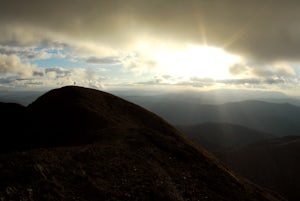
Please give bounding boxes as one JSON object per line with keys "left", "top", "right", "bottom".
{"left": 178, "top": 123, "right": 274, "bottom": 153}
{"left": 221, "top": 136, "right": 300, "bottom": 201}
{"left": 0, "top": 102, "right": 26, "bottom": 151}
{"left": 0, "top": 86, "right": 284, "bottom": 201}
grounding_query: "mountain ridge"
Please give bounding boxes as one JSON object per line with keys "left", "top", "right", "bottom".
{"left": 128, "top": 97, "right": 300, "bottom": 136}
{"left": 0, "top": 86, "right": 285, "bottom": 201}
{"left": 178, "top": 122, "right": 274, "bottom": 153}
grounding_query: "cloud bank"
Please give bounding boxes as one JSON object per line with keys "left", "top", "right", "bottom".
{"left": 1, "top": 0, "right": 300, "bottom": 62}
{"left": 1, "top": 0, "right": 300, "bottom": 93}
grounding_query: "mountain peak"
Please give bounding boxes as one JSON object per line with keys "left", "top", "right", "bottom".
{"left": 26, "top": 86, "right": 181, "bottom": 148}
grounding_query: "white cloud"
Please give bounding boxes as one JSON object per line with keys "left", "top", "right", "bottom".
{"left": 122, "top": 53, "right": 157, "bottom": 74}
{"left": 0, "top": 54, "right": 40, "bottom": 77}
{"left": 46, "top": 71, "right": 57, "bottom": 79}
{"left": 42, "top": 68, "right": 105, "bottom": 89}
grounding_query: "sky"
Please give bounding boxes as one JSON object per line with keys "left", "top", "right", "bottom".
{"left": 1, "top": 0, "right": 300, "bottom": 94}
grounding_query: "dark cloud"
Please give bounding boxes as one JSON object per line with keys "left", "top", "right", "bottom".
{"left": 229, "top": 61, "right": 296, "bottom": 79}
{"left": 86, "top": 57, "right": 121, "bottom": 64}
{"left": 45, "top": 67, "right": 71, "bottom": 78}
{"left": 0, "top": 76, "right": 17, "bottom": 84}
{"left": 1, "top": 0, "right": 300, "bottom": 63}
{"left": 0, "top": 76, "right": 41, "bottom": 87}
{"left": 253, "top": 66, "right": 295, "bottom": 78}
{"left": 33, "top": 71, "right": 44, "bottom": 77}
{"left": 23, "top": 81, "right": 44, "bottom": 86}
{"left": 0, "top": 45, "right": 66, "bottom": 60}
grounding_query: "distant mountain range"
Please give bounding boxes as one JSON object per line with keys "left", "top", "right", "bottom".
{"left": 0, "top": 90, "right": 43, "bottom": 105}
{"left": 178, "top": 122, "right": 274, "bottom": 153}
{"left": 127, "top": 97, "right": 300, "bottom": 136}
{"left": 2, "top": 88, "right": 300, "bottom": 107}
{"left": 179, "top": 122, "right": 299, "bottom": 201}
{"left": 0, "top": 86, "right": 283, "bottom": 201}
{"left": 122, "top": 89, "right": 300, "bottom": 107}
{"left": 2, "top": 88, "right": 300, "bottom": 136}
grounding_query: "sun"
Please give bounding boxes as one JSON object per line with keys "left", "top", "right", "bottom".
{"left": 154, "top": 45, "right": 240, "bottom": 79}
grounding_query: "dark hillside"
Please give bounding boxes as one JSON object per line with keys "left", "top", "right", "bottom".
{"left": 0, "top": 86, "right": 285, "bottom": 201}
{"left": 0, "top": 102, "right": 26, "bottom": 151}
{"left": 221, "top": 136, "right": 300, "bottom": 201}
{"left": 178, "top": 122, "right": 300, "bottom": 201}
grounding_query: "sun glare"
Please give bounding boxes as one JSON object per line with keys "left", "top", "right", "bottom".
{"left": 154, "top": 45, "right": 240, "bottom": 79}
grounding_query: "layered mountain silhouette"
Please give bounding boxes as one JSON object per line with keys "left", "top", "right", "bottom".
{"left": 178, "top": 122, "right": 274, "bottom": 153}
{"left": 0, "top": 86, "right": 284, "bottom": 201}
{"left": 127, "top": 96, "right": 300, "bottom": 136}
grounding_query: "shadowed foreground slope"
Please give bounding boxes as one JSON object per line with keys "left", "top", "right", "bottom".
{"left": 222, "top": 136, "right": 300, "bottom": 201}
{"left": 0, "top": 86, "right": 285, "bottom": 201}
{"left": 178, "top": 122, "right": 299, "bottom": 201}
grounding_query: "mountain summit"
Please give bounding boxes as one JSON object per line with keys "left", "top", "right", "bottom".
{"left": 0, "top": 86, "right": 284, "bottom": 201}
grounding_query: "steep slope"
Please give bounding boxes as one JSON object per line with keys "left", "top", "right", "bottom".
{"left": 177, "top": 122, "right": 299, "bottom": 201}
{"left": 221, "top": 136, "right": 300, "bottom": 201}
{"left": 0, "top": 86, "right": 284, "bottom": 201}
{"left": 178, "top": 122, "right": 274, "bottom": 154}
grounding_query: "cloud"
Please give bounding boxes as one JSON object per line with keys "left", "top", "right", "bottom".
{"left": 86, "top": 56, "right": 121, "bottom": 64}
{"left": 229, "top": 63, "right": 252, "bottom": 76}
{"left": 0, "top": 44, "right": 67, "bottom": 61}
{"left": 0, "top": 67, "right": 105, "bottom": 90}
{"left": 2, "top": 0, "right": 300, "bottom": 64}
{"left": 0, "top": 52, "right": 105, "bottom": 89}
{"left": 136, "top": 74, "right": 295, "bottom": 91}
{"left": 253, "top": 63, "right": 296, "bottom": 78}
{"left": 45, "top": 67, "right": 71, "bottom": 79}
{"left": 50, "top": 68, "right": 104, "bottom": 89}
{"left": 219, "top": 78, "right": 285, "bottom": 85}
{"left": 1, "top": 0, "right": 300, "bottom": 93}
{"left": 0, "top": 54, "right": 41, "bottom": 77}
{"left": 122, "top": 53, "right": 157, "bottom": 74}
{"left": 229, "top": 61, "right": 297, "bottom": 80}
